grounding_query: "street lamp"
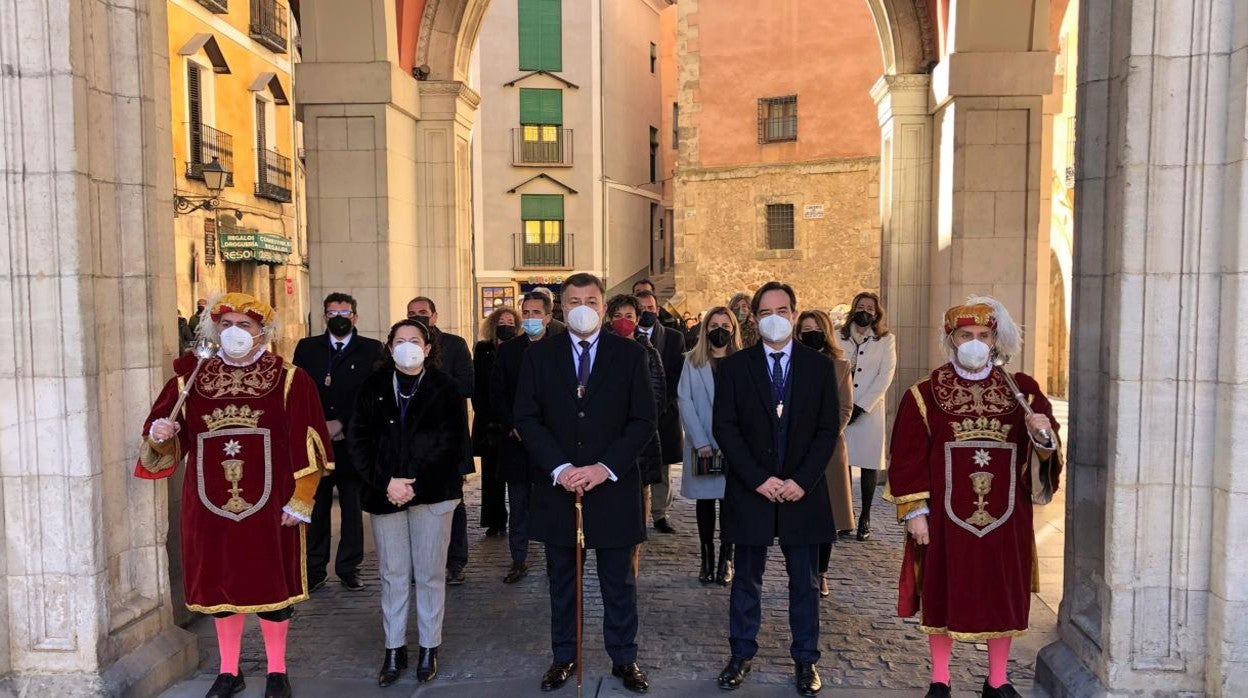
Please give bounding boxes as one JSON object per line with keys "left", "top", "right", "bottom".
{"left": 175, "top": 157, "right": 231, "bottom": 215}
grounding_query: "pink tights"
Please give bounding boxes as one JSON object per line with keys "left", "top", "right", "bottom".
{"left": 928, "top": 634, "right": 1011, "bottom": 687}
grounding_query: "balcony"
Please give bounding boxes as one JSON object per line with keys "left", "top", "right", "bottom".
{"left": 255, "top": 149, "right": 293, "bottom": 203}
{"left": 514, "top": 231, "right": 573, "bottom": 270}
{"left": 187, "top": 124, "right": 235, "bottom": 187}
{"left": 511, "top": 127, "right": 573, "bottom": 166}
{"left": 249, "top": 0, "right": 289, "bottom": 53}
{"left": 194, "top": 0, "right": 228, "bottom": 13}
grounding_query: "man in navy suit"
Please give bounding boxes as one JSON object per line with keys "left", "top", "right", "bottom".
{"left": 712, "top": 281, "right": 841, "bottom": 696}
{"left": 515, "top": 273, "right": 656, "bottom": 694}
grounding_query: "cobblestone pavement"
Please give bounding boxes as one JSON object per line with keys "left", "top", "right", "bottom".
{"left": 167, "top": 467, "right": 1057, "bottom": 697}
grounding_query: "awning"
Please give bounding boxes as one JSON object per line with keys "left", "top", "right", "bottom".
{"left": 249, "top": 72, "right": 289, "bottom": 105}
{"left": 178, "top": 34, "right": 231, "bottom": 74}
{"left": 218, "top": 231, "right": 292, "bottom": 264}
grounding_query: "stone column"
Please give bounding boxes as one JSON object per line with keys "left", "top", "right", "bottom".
{"left": 928, "top": 50, "right": 1055, "bottom": 377}
{"left": 414, "top": 80, "right": 480, "bottom": 340}
{"left": 1038, "top": 0, "right": 1248, "bottom": 694}
{"left": 871, "top": 73, "right": 933, "bottom": 410}
{"left": 0, "top": 0, "right": 196, "bottom": 693}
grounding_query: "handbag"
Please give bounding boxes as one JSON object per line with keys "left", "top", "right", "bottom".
{"left": 694, "top": 449, "right": 725, "bottom": 476}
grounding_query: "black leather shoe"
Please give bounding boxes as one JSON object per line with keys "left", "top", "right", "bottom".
{"left": 307, "top": 576, "right": 326, "bottom": 593}
{"left": 715, "top": 543, "right": 735, "bottom": 586}
{"left": 698, "top": 543, "right": 715, "bottom": 584}
{"left": 485, "top": 525, "right": 506, "bottom": 537}
{"left": 340, "top": 572, "right": 365, "bottom": 591}
{"left": 654, "top": 518, "right": 676, "bottom": 534}
{"left": 504, "top": 560, "right": 529, "bottom": 584}
{"left": 981, "top": 681, "right": 1022, "bottom": 698}
{"left": 717, "top": 657, "right": 751, "bottom": 690}
{"left": 204, "top": 671, "right": 244, "bottom": 697}
{"left": 416, "top": 646, "right": 438, "bottom": 683}
{"left": 263, "top": 672, "right": 291, "bottom": 698}
{"left": 926, "top": 682, "right": 952, "bottom": 697}
{"left": 836, "top": 529, "right": 853, "bottom": 540}
{"left": 611, "top": 662, "right": 649, "bottom": 693}
{"left": 794, "top": 662, "right": 821, "bottom": 696}
{"left": 540, "top": 661, "right": 575, "bottom": 691}
{"left": 378, "top": 646, "right": 408, "bottom": 687}
{"left": 855, "top": 526, "right": 872, "bottom": 541}
{"left": 446, "top": 567, "right": 466, "bottom": 586}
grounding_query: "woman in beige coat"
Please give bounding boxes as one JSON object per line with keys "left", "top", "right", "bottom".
{"left": 796, "top": 310, "right": 855, "bottom": 597}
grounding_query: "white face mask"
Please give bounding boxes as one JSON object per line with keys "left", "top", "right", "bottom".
{"left": 219, "top": 326, "right": 258, "bottom": 359}
{"left": 955, "top": 339, "right": 992, "bottom": 371}
{"left": 757, "top": 313, "right": 794, "bottom": 343}
{"left": 392, "top": 342, "right": 425, "bottom": 371}
{"left": 566, "top": 304, "right": 601, "bottom": 335}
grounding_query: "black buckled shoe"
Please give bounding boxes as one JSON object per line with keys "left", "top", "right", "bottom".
{"left": 378, "top": 646, "right": 407, "bottom": 687}
{"left": 340, "top": 571, "right": 365, "bottom": 591}
{"left": 794, "top": 662, "right": 822, "bottom": 696}
{"left": 204, "top": 671, "right": 244, "bottom": 697}
{"left": 698, "top": 543, "right": 716, "bottom": 584}
{"left": 263, "top": 672, "right": 291, "bottom": 698}
{"left": 540, "top": 661, "right": 575, "bottom": 691}
{"left": 981, "top": 681, "right": 1022, "bottom": 698}
{"left": 611, "top": 662, "right": 649, "bottom": 694}
{"left": 715, "top": 543, "right": 735, "bottom": 586}
{"left": 503, "top": 560, "right": 529, "bottom": 584}
{"left": 416, "top": 646, "right": 439, "bottom": 683}
{"left": 925, "top": 682, "right": 952, "bottom": 697}
{"left": 717, "top": 657, "right": 751, "bottom": 690}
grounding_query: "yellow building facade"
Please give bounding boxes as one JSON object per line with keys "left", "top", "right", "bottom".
{"left": 167, "top": 0, "right": 308, "bottom": 355}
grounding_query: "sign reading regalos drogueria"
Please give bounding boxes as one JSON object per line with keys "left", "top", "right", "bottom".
{"left": 218, "top": 231, "right": 292, "bottom": 264}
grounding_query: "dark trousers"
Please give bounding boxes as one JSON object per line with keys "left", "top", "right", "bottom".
{"left": 545, "top": 543, "right": 638, "bottom": 665}
{"left": 729, "top": 543, "right": 821, "bottom": 663}
{"left": 307, "top": 449, "right": 364, "bottom": 581}
{"left": 507, "top": 479, "right": 531, "bottom": 562}
{"left": 447, "top": 495, "right": 468, "bottom": 572}
{"left": 480, "top": 449, "right": 508, "bottom": 529}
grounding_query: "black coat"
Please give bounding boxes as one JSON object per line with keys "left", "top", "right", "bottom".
{"left": 712, "top": 341, "right": 840, "bottom": 546}
{"left": 491, "top": 333, "right": 537, "bottom": 482}
{"left": 435, "top": 329, "right": 475, "bottom": 397}
{"left": 292, "top": 330, "right": 385, "bottom": 470}
{"left": 471, "top": 339, "right": 502, "bottom": 456}
{"left": 638, "top": 341, "right": 666, "bottom": 485}
{"left": 639, "top": 324, "right": 685, "bottom": 464}
{"left": 515, "top": 331, "right": 656, "bottom": 549}
{"left": 347, "top": 367, "right": 467, "bottom": 515}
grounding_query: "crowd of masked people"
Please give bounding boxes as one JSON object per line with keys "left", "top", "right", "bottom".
{"left": 282, "top": 274, "right": 898, "bottom": 696}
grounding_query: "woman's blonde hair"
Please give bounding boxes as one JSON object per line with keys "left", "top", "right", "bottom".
{"left": 480, "top": 306, "right": 521, "bottom": 343}
{"left": 688, "top": 306, "right": 740, "bottom": 368}
{"left": 798, "top": 309, "right": 845, "bottom": 360}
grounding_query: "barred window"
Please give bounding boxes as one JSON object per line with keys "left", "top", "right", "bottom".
{"left": 758, "top": 95, "right": 797, "bottom": 143}
{"left": 766, "top": 204, "right": 795, "bottom": 249}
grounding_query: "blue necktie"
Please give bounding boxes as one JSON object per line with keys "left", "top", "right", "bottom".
{"left": 577, "top": 340, "right": 592, "bottom": 390}
{"left": 770, "top": 352, "right": 785, "bottom": 396}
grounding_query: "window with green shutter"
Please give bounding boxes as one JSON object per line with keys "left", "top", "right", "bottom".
{"left": 519, "top": 88, "right": 563, "bottom": 125}
{"left": 518, "top": 0, "right": 562, "bottom": 71}
{"left": 520, "top": 194, "right": 565, "bottom": 267}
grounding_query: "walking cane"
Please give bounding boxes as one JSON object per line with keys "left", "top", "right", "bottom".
{"left": 168, "top": 339, "right": 217, "bottom": 420}
{"left": 993, "top": 356, "right": 1057, "bottom": 504}
{"left": 574, "top": 492, "right": 585, "bottom": 697}
{"left": 992, "top": 357, "right": 1053, "bottom": 446}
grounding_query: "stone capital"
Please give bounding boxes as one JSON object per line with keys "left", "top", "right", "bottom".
{"left": 872, "top": 73, "right": 932, "bottom": 124}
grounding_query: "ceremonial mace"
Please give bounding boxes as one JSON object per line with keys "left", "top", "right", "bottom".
{"left": 168, "top": 339, "right": 217, "bottom": 420}
{"left": 575, "top": 492, "right": 585, "bottom": 698}
{"left": 992, "top": 356, "right": 1053, "bottom": 447}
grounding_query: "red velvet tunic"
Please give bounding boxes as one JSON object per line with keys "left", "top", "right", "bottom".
{"left": 885, "top": 363, "right": 1061, "bottom": 640}
{"left": 134, "top": 352, "right": 331, "bottom": 614}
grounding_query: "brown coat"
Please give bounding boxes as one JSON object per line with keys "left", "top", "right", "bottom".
{"left": 826, "top": 357, "right": 856, "bottom": 530}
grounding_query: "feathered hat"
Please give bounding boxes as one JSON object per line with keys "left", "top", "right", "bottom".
{"left": 943, "top": 295, "right": 1022, "bottom": 359}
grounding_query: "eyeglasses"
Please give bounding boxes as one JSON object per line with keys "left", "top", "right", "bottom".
{"left": 326, "top": 309, "right": 354, "bottom": 317}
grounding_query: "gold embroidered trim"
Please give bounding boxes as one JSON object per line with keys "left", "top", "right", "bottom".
{"left": 284, "top": 496, "right": 313, "bottom": 519}
{"left": 176, "top": 376, "right": 187, "bottom": 418}
{"left": 918, "top": 625, "right": 1028, "bottom": 641}
{"left": 882, "top": 481, "right": 930, "bottom": 505}
{"left": 909, "top": 382, "right": 929, "bottom": 433}
{"left": 196, "top": 354, "right": 283, "bottom": 399}
{"left": 894, "top": 499, "right": 928, "bottom": 522}
{"left": 306, "top": 426, "right": 330, "bottom": 475}
{"left": 284, "top": 362, "right": 297, "bottom": 402}
{"left": 292, "top": 463, "right": 319, "bottom": 479}
{"left": 185, "top": 526, "right": 309, "bottom": 614}
{"left": 138, "top": 437, "right": 179, "bottom": 473}
{"left": 930, "top": 364, "right": 1015, "bottom": 417}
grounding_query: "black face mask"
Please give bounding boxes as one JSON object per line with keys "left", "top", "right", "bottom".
{"left": 639, "top": 310, "right": 658, "bottom": 329}
{"left": 495, "top": 325, "right": 517, "bottom": 342}
{"left": 327, "top": 316, "right": 353, "bottom": 337}
{"left": 799, "top": 330, "right": 827, "bottom": 351}
{"left": 852, "top": 310, "right": 875, "bottom": 328}
{"left": 707, "top": 327, "right": 731, "bottom": 348}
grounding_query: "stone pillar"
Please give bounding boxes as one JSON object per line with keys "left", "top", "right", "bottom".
{"left": 0, "top": 0, "right": 196, "bottom": 693}
{"left": 415, "top": 81, "right": 480, "bottom": 340}
{"left": 1038, "top": 0, "right": 1248, "bottom": 694}
{"left": 928, "top": 50, "right": 1055, "bottom": 376}
{"left": 872, "top": 73, "right": 933, "bottom": 409}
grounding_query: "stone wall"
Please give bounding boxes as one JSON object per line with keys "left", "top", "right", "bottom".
{"left": 674, "top": 158, "right": 881, "bottom": 314}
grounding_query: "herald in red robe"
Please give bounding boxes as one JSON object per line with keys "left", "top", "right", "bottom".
{"left": 884, "top": 363, "right": 1062, "bottom": 640}
{"left": 134, "top": 351, "right": 332, "bottom": 614}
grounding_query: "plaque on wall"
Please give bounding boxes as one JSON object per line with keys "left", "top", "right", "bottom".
{"left": 204, "top": 220, "right": 217, "bottom": 266}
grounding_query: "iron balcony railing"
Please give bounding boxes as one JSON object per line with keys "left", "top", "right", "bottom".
{"left": 194, "top": 0, "right": 228, "bottom": 14}
{"left": 511, "top": 128, "right": 573, "bottom": 166}
{"left": 249, "top": 0, "right": 289, "bottom": 53}
{"left": 514, "top": 232, "right": 574, "bottom": 270}
{"left": 187, "top": 124, "right": 235, "bottom": 187}
{"left": 255, "top": 149, "right": 292, "bottom": 203}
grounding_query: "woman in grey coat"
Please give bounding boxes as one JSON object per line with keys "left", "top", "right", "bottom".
{"left": 677, "top": 306, "right": 742, "bottom": 585}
